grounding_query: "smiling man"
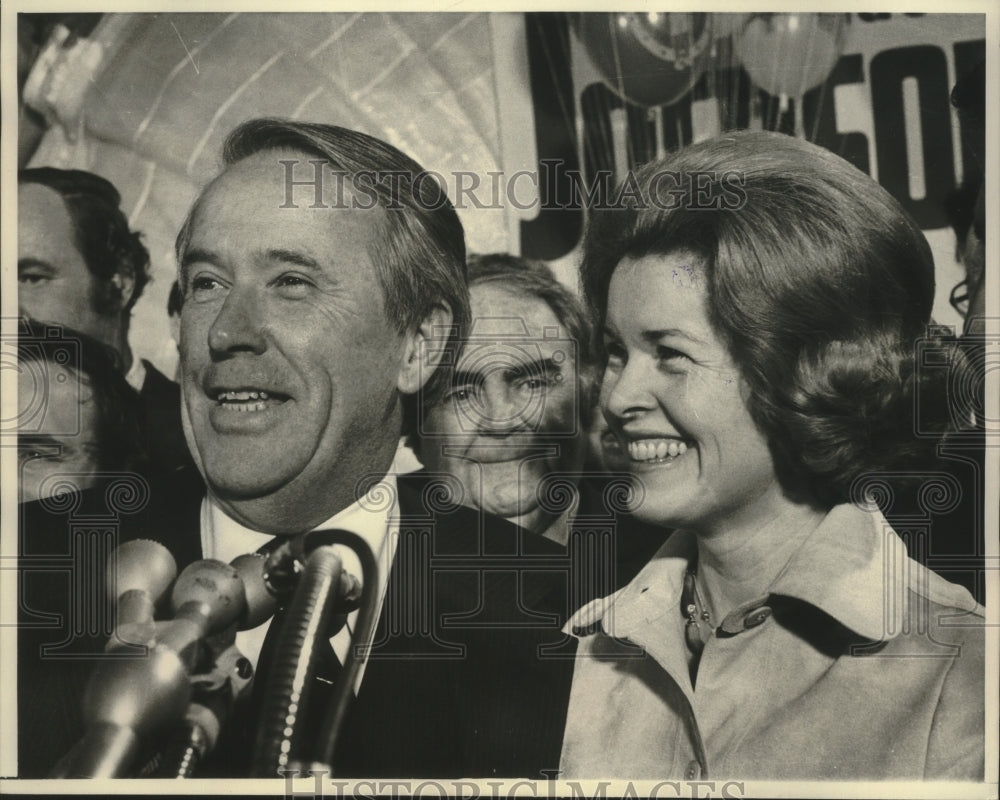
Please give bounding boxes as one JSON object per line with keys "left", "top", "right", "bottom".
{"left": 17, "top": 119, "right": 580, "bottom": 779}
{"left": 415, "top": 254, "right": 595, "bottom": 542}
{"left": 414, "top": 253, "right": 669, "bottom": 598}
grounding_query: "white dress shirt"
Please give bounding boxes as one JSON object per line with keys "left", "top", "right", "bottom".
{"left": 124, "top": 354, "right": 146, "bottom": 393}
{"left": 199, "top": 466, "right": 401, "bottom": 692}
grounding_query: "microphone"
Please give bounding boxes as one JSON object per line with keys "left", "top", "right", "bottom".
{"left": 138, "top": 553, "right": 277, "bottom": 777}
{"left": 231, "top": 552, "right": 279, "bottom": 630}
{"left": 49, "top": 642, "right": 191, "bottom": 778}
{"left": 156, "top": 559, "right": 247, "bottom": 662}
{"left": 52, "top": 556, "right": 249, "bottom": 778}
{"left": 106, "top": 540, "right": 177, "bottom": 650}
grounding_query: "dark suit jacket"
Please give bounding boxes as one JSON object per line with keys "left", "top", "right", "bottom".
{"left": 137, "top": 360, "right": 194, "bottom": 476}
{"left": 15, "top": 469, "right": 581, "bottom": 779}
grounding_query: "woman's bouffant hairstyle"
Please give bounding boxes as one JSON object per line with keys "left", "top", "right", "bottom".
{"left": 582, "top": 130, "right": 958, "bottom": 508}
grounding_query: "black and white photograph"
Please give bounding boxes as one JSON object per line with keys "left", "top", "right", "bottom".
{"left": 1, "top": 3, "right": 996, "bottom": 797}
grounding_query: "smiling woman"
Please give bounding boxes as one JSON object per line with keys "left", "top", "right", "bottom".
{"left": 560, "top": 131, "right": 984, "bottom": 781}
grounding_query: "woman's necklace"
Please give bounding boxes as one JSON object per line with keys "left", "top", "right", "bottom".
{"left": 682, "top": 569, "right": 714, "bottom": 654}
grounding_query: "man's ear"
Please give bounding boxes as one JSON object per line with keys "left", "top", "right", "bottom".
{"left": 109, "top": 269, "right": 136, "bottom": 313}
{"left": 397, "top": 302, "right": 454, "bottom": 395}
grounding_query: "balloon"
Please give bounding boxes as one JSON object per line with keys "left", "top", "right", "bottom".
{"left": 737, "top": 13, "right": 851, "bottom": 99}
{"left": 574, "top": 12, "right": 714, "bottom": 108}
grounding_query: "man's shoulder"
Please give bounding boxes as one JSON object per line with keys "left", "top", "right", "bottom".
{"left": 139, "top": 359, "right": 180, "bottom": 397}
{"left": 396, "top": 470, "right": 565, "bottom": 555}
{"left": 18, "top": 467, "right": 205, "bottom": 565}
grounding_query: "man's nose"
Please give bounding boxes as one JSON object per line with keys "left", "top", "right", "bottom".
{"left": 477, "top": 382, "right": 533, "bottom": 435}
{"left": 207, "top": 287, "right": 267, "bottom": 356}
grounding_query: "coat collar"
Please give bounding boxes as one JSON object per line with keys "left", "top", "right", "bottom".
{"left": 567, "top": 502, "right": 978, "bottom": 645}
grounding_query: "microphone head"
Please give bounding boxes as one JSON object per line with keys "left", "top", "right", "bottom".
{"left": 231, "top": 553, "right": 279, "bottom": 630}
{"left": 82, "top": 644, "right": 191, "bottom": 735}
{"left": 108, "top": 540, "right": 177, "bottom": 602}
{"left": 170, "top": 560, "right": 247, "bottom": 634}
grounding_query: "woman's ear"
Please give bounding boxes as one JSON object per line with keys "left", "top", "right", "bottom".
{"left": 397, "top": 302, "right": 454, "bottom": 395}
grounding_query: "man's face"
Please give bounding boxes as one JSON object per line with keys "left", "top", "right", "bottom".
{"left": 420, "top": 283, "right": 585, "bottom": 535}
{"left": 179, "top": 149, "right": 415, "bottom": 532}
{"left": 18, "top": 184, "right": 116, "bottom": 345}
{"left": 18, "top": 362, "right": 100, "bottom": 503}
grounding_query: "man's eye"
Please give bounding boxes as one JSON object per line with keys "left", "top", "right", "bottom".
{"left": 18, "top": 271, "right": 49, "bottom": 285}
{"left": 273, "top": 274, "right": 314, "bottom": 297}
{"left": 189, "top": 275, "right": 224, "bottom": 298}
{"left": 19, "top": 448, "right": 59, "bottom": 463}
{"left": 448, "top": 386, "right": 477, "bottom": 404}
{"left": 517, "top": 375, "right": 550, "bottom": 392}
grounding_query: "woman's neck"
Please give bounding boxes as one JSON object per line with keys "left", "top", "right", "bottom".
{"left": 691, "top": 493, "right": 827, "bottom": 623}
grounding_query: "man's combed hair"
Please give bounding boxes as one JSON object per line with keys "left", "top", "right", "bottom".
{"left": 176, "top": 118, "right": 470, "bottom": 431}
{"left": 582, "top": 130, "right": 953, "bottom": 508}
{"left": 18, "top": 168, "right": 151, "bottom": 314}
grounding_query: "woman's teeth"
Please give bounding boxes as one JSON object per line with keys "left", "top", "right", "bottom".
{"left": 627, "top": 438, "right": 688, "bottom": 463}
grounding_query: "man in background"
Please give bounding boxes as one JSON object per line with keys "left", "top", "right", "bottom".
{"left": 18, "top": 120, "right": 576, "bottom": 779}
{"left": 18, "top": 167, "right": 190, "bottom": 474}
{"left": 414, "top": 253, "right": 668, "bottom": 605}
{"left": 16, "top": 318, "right": 143, "bottom": 503}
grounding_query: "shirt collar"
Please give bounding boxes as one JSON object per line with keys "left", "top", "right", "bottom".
{"left": 567, "top": 503, "right": 956, "bottom": 645}
{"left": 124, "top": 355, "right": 146, "bottom": 393}
{"left": 201, "top": 466, "right": 400, "bottom": 565}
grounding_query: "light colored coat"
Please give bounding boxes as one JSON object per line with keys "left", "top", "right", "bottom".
{"left": 559, "top": 504, "right": 985, "bottom": 780}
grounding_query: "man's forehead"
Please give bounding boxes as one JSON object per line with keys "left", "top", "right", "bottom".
{"left": 198, "top": 147, "right": 386, "bottom": 208}
{"left": 181, "top": 149, "right": 388, "bottom": 263}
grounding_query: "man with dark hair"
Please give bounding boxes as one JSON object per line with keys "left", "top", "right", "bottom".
{"left": 18, "top": 167, "right": 190, "bottom": 474}
{"left": 18, "top": 121, "right": 575, "bottom": 779}
{"left": 16, "top": 317, "right": 144, "bottom": 503}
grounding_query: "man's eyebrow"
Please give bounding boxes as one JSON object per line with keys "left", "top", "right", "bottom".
{"left": 18, "top": 258, "right": 55, "bottom": 272}
{"left": 179, "top": 248, "right": 219, "bottom": 270}
{"left": 642, "top": 328, "right": 706, "bottom": 347}
{"left": 18, "top": 434, "right": 62, "bottom": 450}
{"left": 504, "top": 357, "right": 561, "bottom": 379}
{"left": 266, "top": 248, "right": 321, "bottom": 270}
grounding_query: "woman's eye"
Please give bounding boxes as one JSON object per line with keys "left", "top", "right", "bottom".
{"left": 657, "top": 345, "right": 687, "bottom": 364}
{"left": 604, "top": 341, "right": 627, "bottom": 366}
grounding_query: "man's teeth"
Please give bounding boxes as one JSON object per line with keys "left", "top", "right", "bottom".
{"left": 627, "top": 439, "right": 688, "bottom": 462}
{"left": 216, "top": 390, "right": 275, "bottom": 411}
{"left": 217, "top": 390, "right": 270, "bottom": 401}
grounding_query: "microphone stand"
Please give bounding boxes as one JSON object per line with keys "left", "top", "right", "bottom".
{"left": 251, "top": 530, "right": 378, "bottom": 777}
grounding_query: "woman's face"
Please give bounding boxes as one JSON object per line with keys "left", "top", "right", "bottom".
{"left": 601, "top": 251, "right": 783, "bottom": 533}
